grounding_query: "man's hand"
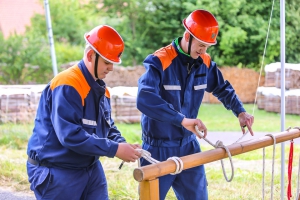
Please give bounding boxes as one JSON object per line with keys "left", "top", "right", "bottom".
{"left": 238, "top": 112, "right": 254, "bottom": 136}
{"left": 115, "top": 143, "right": 142, "bottom": 162}
{"left": 181, "top": 118, "right": 207, "bottom": 139}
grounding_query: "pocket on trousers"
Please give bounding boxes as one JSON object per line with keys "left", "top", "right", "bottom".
{"left": 27, "top": 161, "right": 50, "bottom": 197}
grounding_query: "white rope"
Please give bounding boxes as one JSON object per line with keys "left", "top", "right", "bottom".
{"left": 195, "top": 126, "right": 234, "bottom": 182}
{"left": 235, "top": 0, "right": 276, "bottom": 145}
{"left": 262, "top": 134, "right": 276, "bottom": 200}
{"left": 136, "top": 149, "right": 184, "bottom": 175}
{"left": 167, "top": 157, "right": 184, "bottom": 175}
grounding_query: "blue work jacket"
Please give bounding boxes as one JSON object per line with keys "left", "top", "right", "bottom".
{"left": 27, "top": 60, "right": 124, "bottom": 169}
{"left": 137, "top": 38, "right": 245, "bottom": 141}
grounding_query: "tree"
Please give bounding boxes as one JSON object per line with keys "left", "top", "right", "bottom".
{"left": 0, "top": 32, "right": 52, "bottom": 84}
{"left": 100, "top": 0, "right": 197, "bottom": 67}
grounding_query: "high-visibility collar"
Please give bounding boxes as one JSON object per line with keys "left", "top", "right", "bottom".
{"left": 175, "top": 38, "right": 190, "bottom": 57}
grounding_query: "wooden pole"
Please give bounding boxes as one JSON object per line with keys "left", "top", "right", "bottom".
{"left": 139, "top": 179, "right": 159, "bottom": 200}
{"left": 134, "top": 128, "right": 300, "bottom": 182}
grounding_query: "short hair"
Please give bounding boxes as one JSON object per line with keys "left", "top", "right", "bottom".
{"left": 84, "top": 43, "right": 93, "bottom": 54}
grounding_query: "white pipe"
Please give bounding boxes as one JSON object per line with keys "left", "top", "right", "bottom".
{"left": 280, "top": 0, "right": 286, "bottom": 199}
{"left": 44, "top": 0, "right": 58, "bottom": 76}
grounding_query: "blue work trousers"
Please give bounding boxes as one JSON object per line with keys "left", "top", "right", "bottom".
{"left": 26, "top": 160, "right": 108, "bottom": 200}
{"left": 141, "top": 135, "right": 208, "bottom": 200}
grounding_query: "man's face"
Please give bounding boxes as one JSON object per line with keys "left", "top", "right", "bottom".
{"left": 189, "top": 39, "right": 211, "bottom": 59}
{"left": 92, "top": 53, "right": 113, "bottom": 79}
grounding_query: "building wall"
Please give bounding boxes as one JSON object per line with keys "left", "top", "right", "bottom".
{"left": 0, "top": 0, "right": 43, "bottom": 38}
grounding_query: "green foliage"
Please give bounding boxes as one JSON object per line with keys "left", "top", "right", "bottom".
{"left": 101, "top": 0, "right": 197, "bottom": 66}
{"left": 55, "top": 43, "right": 82, "bottom": 67}
{"left": 0, "top": 32, "right": 53, "bottom": 84}
{"left": 1, "top": 0, "right": 300, "bottom": 83}
{"left": 198, "top": 103, "right": 300, "bottom": 132}
{"left": 30, "top": 0, "right": 100, "bottom": 46}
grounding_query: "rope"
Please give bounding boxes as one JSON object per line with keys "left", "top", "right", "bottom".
{"left": 287, "top": 139, "right": 294, "bottom": 200}
{"left": 293, "top": 127, "right": 300, "bottom": 200}
{"left": 167, "top": 157, "right": 184, "bottom": 175}
{"left": 195, "top": 126, "right": 234, "bottom": 182}
{"left": 235, "top": 0, "right": 276, "bottom": 144}
{"left": 135, "top": 149, "right": 184, "bottom": 175}
{"left": 137, "top": 149, "right": 160, "bottom": 165}
{"left": 262, "top": 134, "right": 276, "bottom": 200}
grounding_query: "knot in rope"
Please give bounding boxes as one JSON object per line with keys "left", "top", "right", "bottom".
{"left": 195, "top": 125, "right": 234, "bottom": 182}
{"left": 137, "top": 149, "right": 184, "bottom": 175}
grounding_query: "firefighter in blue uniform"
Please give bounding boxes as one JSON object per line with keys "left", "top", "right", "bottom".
{"left": 26, "top": 25, "right": 141, "bottom": 200}
{"left": 137, "top": 10, "right": 254, "bottom": 200}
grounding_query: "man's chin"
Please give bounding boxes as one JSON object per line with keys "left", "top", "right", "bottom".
{"left": 192, "top": 54, "right": 200, "bottom": 59}
{"left": 101, "top": 74, "right": 107, "bottom": 79}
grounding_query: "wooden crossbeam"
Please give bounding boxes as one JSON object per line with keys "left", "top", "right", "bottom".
{"left": 134, "top": 128, "right": 300, "bottom": 182}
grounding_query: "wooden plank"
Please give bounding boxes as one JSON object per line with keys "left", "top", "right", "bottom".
{"left": 139, "top": 179, "right": 159, "bottom": 200}
{"left": 133, "top": 128, "right": 300, "bottom": 182}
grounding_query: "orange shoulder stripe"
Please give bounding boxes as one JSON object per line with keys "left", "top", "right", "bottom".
{"left": 50, "top": 65, "right": 90, "bottom": 106}
{"left": 105, "top": 88, "right": 110, "bottom": 98}
{"left": 200, "top": 53, "right": 211, "bottom": 68}
{"left": 153, "top": 44, "right": 178, "bottom": 71}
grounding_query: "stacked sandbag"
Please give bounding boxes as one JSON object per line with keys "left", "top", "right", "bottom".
{"left": 0, "top": 88, "right": 30, "bottom": 123}
{"left": 256, "top": 87, "right": 278, "bottom": 110}
{"left": 108, "top": 86, "right": 141, "bottom": 123}
{"left": 256, "top": 86, "right": 300, "bottom": 115}
{"left": 263, "top": 88, "right": 282, "bottom": 113}
{"left": 0, "top": 85, "right": 45, "bottom": 123}
{"left": 285, "top": 89, "right": 300, "bottom": 115}
{"left": 264, "top": 63, "right": 280, "bottom": 87}
{"left": 265, "top": 62, "right": 300, "bottom": 89}
{"left": 275, "top": 66, "right": 300, "bottom": 89}
{"left": 260, "top": 62, "right": 300, "bottom": 115}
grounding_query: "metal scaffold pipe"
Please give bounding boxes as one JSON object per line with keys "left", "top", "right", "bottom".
{"left": 44, "top": 0, "right": 58, "bottom": 76}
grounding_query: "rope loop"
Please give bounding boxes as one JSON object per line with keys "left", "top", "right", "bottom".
{"left": 167, "top": 157, "right": 184, "bottom": 175}
{"left": 293, "top": 126, "right": 300, "bottom": 131}
{"left": 195, "top": 125, "right": 234, "bottom": 182}
{"left": 137, "top": 149, "right": 184, "bottom": 175}
{"left": 262, "top": 133, "right": 276, "bottom": 200}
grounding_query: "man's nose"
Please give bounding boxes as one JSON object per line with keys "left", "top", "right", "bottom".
{"left": 108, "top": 64, "right": 114, "bottom": 71}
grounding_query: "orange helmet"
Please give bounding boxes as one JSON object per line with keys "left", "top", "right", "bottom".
{"left": 183, "top": 10, "right": 219, "bottom": 45}
{"left": 84, "top": 25, "right": 124, "bottom": 64}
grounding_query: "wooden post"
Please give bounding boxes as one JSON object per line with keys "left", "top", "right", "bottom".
{"left": 134, "top": 128, "right": 300, "bottom": 182}
{"left": 139, "top": 178, "right": 159, "bottom": 200}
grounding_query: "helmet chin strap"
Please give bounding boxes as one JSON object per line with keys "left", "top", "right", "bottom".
{"left": 187, "top": 34, "right": 193, "bottom": 56}
{"left": 94, "top": 53, "right": 99, "bottom": 79}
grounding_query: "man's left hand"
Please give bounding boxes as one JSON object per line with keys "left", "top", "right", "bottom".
{"left": 238, "top": 112, "right": 254, "bottom": 136}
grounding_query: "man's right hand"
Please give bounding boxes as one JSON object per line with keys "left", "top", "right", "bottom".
{"left": 115, "top": 143, "right": 141, "bottom": 162}
{"left": 181, "top": 118, "right": 207, "bottom": 139}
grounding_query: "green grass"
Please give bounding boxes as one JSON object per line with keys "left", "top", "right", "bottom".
{"left": 198, "top": 103, "right": 300, "bottom": 132}
{"left": 0, "top": 103, "right": 300, "bottom": 199}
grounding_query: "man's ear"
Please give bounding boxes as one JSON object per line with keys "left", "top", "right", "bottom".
{"left": 87, "top": 49, "right": 94, "bottom": 62}
{"left": 184, "top": 31, "right": 190, "bottom": 42}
